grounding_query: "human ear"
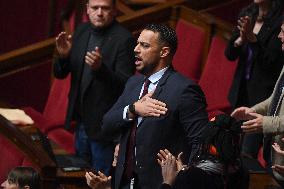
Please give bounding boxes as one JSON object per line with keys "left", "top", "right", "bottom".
{"left": 160, "top": 47, "right": 170, "bottom": 58}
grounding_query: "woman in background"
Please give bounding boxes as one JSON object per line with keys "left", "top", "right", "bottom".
{"left": 225, "top": 0, "right": 284, "bottom": 159}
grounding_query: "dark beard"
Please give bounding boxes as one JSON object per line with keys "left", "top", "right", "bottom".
{"left": 137, "top": 62, "right": 159, "bottom": 76}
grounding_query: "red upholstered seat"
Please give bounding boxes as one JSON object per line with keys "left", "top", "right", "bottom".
{"left": 23, "top": 75, "right": 71, "bottom": 133}
{"left": 42, "top": 75, "right": 71, "bottom": 128}
{"left": 173, "top": 19, "right": 206, "bottom": 82}
{"left": 199, "top": 36, "right": 238, "bottom": 113}
{"left": 0, "top": 135, "right": 25, "bottom": 183}
{"left": 257, "top": 146, "right": 266, "bottom": 168}
{"left": 47, "top": 128, "right": 75, "bottom": 154}
{"left": 69, "top": 11, "right": 88, "bottom": 32}
{"left": 23, "top": 107, "right": 51, "bottom": 134}
{"left": 23, "top": 75, "right": 74, "bottom": 153}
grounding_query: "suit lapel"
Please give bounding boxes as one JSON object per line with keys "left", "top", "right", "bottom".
{"left": 131, "top": 76, "right": 145, "bottom": 102}
{"left": 74, "top": 26, "right": 90, "bottom": 87}
{"left": 138, "top": 67, "right": 174, "bottom": 126}
{"left": 152, "top": 67, "right": 174, "bottom": 99}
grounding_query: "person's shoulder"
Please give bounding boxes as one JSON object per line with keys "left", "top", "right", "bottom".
{"left": 167, "top": 70, "right": 206, "bottom": 100}
{"left": 127, "top": 74, "right": 143, "bottom": 83}
{"left": 123, "top": 74, "right": 143, "bottom": 89}
{"left": 166, "top": 70, "right": 205, "bottom": 95}
{"left": 169, "top": 70, "right": 197, "bottom": 87}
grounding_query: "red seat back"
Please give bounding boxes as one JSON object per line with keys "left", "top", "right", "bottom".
{"left": 173, "top": 19, "right": 206, "bottom": 82}
{"left": 0, "top": 135, "right": 25, "bottom": 183}
{"left": 69, "top": 11, "right": 88, "bottom": 32}
{"left": 199, "top": 36, "right": 238, "bottom": 113}
{"left": 43, "top": 75, "right": 71, "bottom": 125}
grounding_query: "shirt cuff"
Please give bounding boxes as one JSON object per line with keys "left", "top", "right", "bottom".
{"left": 123, "top": 105, "right": 133, "bottom": 121}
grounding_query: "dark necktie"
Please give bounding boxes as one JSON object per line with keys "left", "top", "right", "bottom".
{"left": 124, "top": 79, "right": 151, "bottom": 180}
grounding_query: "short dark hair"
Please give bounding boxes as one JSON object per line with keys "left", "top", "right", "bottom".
{"left": 8, "top": 167, "right": 40, "bottom": 189}
{"left": 144, "top": 23, "right": 178, "bottom": 56}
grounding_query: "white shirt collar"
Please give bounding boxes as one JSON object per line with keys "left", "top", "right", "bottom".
{"left": 147, "top": 66, "right": 169, "bottom": 84}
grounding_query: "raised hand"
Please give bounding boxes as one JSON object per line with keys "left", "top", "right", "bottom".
{"left": 85, "top": 171, "right": 111, "bottom": 189}
{"left": 157, "top": 149, "right": 171, "bottom": 164}
{"left": 159, "top": 152, "right": 178, "bottom": 186}
{"left": 85, "top": 47, "right": 102, "bottom": 71}
{"left": 134, "top": 92, "right": 168, "bottom": 117}
{"left": 272, "top": 142, "right": 284, "bottom": 156}
{"left": 238, "top": 16, "right": 257, "bottom": 43}
{"left": 234, "top": 16, "right": 256, "bottom": 46}
{"left": 272, "top": 164, "right": 284, "bottom": 176}
{"left": 55, "top": 32, "right": 72, "bottom": 58}
{"left": 241, "top": 112, "right": 263, "bottom": 134}
{"left": 157, "top": 149, "right": 186, "bottom": 172}
{"left": 231, "top": 106, "right": 255, "bottom": 121}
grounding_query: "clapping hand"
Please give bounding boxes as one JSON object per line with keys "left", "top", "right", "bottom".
{"left": 238, "top": 16, "right": 257, "bottom": 43}
{"left": 272, "top": 142, "right": 284, "bottom": 156}
{"left": 241, "top": 112, "right": 263, "bottom": 134}
{"left": 157, "top": 149, "right": 186, "bottom": 186}
{"left": 85, "top": 47, "right": 102, "bottom": 71}
{"left": 56, "top": 32, "right": 72, "bottom": 58}
{"left": 231, "top": 107, "right": 255, "bottom": 121}
{"left": 272, "top": 141, "right": 284, "bottom": 176}
{"left": 85, "top": 171, "right": 111, "bottom": 189}
{"left": 234, "top": 16, "right": 257, "bottom": 46}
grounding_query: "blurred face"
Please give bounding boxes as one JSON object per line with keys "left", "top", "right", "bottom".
{"left": 253, "top": 0, "right": 268, "bottom": 4}
{"left": 134, "top": 30, "right": 163, "bottom": 76}
{"left": 87, "top": 0, "right": 115, "bottom": 28}
{"left": 1, "top": 180, "right": 18, "bottom": 189}
{"left": 253, "top": 0, "right": 268, "bottom": 3}
{"left": 278, "top": 23, "right": 284, "bottom": 51}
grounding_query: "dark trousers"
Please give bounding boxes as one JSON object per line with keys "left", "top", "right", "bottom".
{"left": 75, "top": 123, "right": 115, "bottom": 175}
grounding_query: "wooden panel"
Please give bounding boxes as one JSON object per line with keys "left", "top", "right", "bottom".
{"left": 0, "top": 114, "right": 89, "bottom": 188}
{"left": 201, "top": 12, "right": 233, "bottom": 41}
{"left": 249, "top": 173, "right": 280, "bottom": 189}
{"left": 0, "top": 38, "right": 55, "bottom": 76}
{"left": 118, "top": 0, "right": 185, "bottom": 31}
{"left": 184, "top": 0, "right": 232, "bottom": 10}
{"left": 117, "top": 0, "right": 135, "bottom": 14}
{"left": 199, "top": 0, "right": 249, "bottom": 24}
{"left": 0, "top": 115, "right": 56, "bottom": 183}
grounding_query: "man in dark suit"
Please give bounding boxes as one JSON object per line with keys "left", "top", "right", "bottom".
{"left": 54, "top": 0, "right": 135, "bottom": 174}
{"left": 102, "top": 24, "right": 208, "bottom": 189}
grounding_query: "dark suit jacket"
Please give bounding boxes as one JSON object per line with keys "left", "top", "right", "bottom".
{"left": 54, "top": 21, "right": 135, "bottom": 140}
{"left": 102, "top": 68, "right": 208, "bottom": 189}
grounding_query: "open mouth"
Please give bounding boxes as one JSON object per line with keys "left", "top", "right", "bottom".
{"left": 135, "top": 56, "right": 142, "bottom": 65}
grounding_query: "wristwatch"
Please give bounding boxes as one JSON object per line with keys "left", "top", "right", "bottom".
{"left": 129, "top": 103, "right": 136, "bottom": 114}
